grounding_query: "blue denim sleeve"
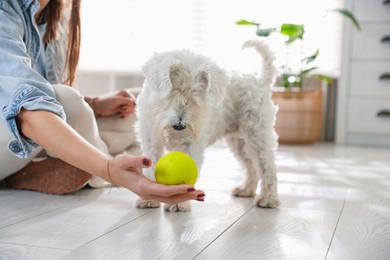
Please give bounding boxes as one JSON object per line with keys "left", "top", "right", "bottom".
{"left": 1, "top": 84, "right": 66, "bottom": 158}
{"left": 0, "top": 1, "right": 66, "bottom": 158}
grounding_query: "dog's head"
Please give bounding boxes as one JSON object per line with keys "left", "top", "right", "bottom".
{"left": 141, "top": 49, "right": 230, "bottom": 146}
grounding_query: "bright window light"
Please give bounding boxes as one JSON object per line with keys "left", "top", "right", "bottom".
{"left": 79, "top": 0, "right": 344, "bottom": 77}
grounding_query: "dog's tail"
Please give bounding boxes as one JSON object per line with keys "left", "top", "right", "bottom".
{"left": 242, "top": 39, "right": 278, "bottom": 88}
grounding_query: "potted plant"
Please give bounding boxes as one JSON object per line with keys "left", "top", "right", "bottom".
{"left": 236, "top": 9, "right": 361, "bottom": 144}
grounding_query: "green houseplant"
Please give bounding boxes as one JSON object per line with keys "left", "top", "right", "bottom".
{"left": 236, "top": 9, "right": 361, "bottom": 90}
{"left": 236, "top": 9, "right": 361, "bottom": 144}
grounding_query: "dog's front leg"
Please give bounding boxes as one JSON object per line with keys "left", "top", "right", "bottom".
{"left": 186, "top": 144, "right": 205, "bottom": 174}
{"left": 136, "top": 132, "right": 164, "bottom": 209}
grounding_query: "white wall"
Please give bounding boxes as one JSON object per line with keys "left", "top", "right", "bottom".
{"left": 77, "top": 0, "right": 346, "bottom": 94}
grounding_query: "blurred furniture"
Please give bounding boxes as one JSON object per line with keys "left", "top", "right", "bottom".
{"left": 336, "top": 0, "right": 390, "bottom": 147}
{"left": 273, "top": 85, "right": 323, "bottom": 144}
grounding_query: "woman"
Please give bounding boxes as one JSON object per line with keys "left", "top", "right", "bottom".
{"left": 0, "top": 0, "right": 205, "bottom": 204}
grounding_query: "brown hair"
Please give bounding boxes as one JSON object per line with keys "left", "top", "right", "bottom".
{"left": 38, "top": 0, "right": 81, "bottom": 86}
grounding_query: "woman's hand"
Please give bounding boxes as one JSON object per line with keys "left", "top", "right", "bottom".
{"left": 90, "top": 90, "right": 136, "bottom": 118}
{"left": 108, "top": 154, "right": 205, "bottom": 204}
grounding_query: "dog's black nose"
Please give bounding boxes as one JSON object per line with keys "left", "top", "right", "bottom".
{"left": 172, "top": 122, "right": 186, "bottom": 131}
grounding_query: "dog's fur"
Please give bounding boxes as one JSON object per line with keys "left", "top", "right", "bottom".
{"left": 135, "top": 39, "right": 280, "bottom": 212}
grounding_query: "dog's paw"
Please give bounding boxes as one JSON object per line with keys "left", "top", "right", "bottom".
{"left": 164, "top": 202, "right": 191, "bottom": 212}
{"left": 136, "top": 199, "right": 161, "bottom": 208}
{"left": 232, "top": 185, "right": 256, "bottom": 197}
{"left": 254, "top": 194, "right": 280, "bottom": 208}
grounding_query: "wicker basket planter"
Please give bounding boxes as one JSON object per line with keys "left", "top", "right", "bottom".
{"left": 272, "top": 87, "right": 322, "bottom": 144}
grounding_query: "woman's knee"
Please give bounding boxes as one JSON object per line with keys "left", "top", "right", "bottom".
{"left": 53, "top": 84, "right": 93, "bottom": 120}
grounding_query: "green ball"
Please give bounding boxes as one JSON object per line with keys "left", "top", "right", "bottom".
{"left": 155, "top": 152, "right": 198, "bottom": 185}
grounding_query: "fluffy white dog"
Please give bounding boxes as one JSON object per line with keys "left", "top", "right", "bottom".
{"left": 135, "top": 39, "right": 280, "bottom": 212}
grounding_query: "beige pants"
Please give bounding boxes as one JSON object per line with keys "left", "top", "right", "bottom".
{"left": 0, "top": 85, "right": 139, "bottom": 182}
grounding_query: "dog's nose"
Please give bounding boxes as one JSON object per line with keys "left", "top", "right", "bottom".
{"left": 172, "top": 122, "right": 186, "bottom": 131}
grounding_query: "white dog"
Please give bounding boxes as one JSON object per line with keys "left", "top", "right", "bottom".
{"left": 135, "top": 39, "right": 280, "bottom": 212}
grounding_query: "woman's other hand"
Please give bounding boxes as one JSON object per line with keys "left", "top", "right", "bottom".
{"left": 89, "top": 90, "right": 136, "bottom": 118}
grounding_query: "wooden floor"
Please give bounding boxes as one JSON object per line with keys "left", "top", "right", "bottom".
{"left": 1, "top": 142, "right": 389, "bottom": 260}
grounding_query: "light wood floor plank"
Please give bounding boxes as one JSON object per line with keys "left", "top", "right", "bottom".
{"left": 0, "top": 190, "right": 66, "bottom": 228}
{"left": 196, "top": 207, "right": 339, "bottom": 260}
{"left": 0, "top": 188, "right": 155, "bottom": 250}
{"left": 326, "top": 176, "right": 390, "bottom": 260}
{"left": 0, "top": 242, "right": 69, "bottom": 260}
{"left": 63, "top": 190, "right": 254, "bottom": 260}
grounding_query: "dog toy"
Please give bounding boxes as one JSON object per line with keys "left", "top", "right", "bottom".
{"left": 155, "top": 152, "right": 198, "bottom": 185}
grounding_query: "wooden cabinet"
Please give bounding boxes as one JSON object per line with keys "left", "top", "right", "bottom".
{"left": 336, "top": 0, "right": 390, "bottom": 147}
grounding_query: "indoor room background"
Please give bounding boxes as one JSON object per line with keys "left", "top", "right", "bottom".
{"left": 76, "top": 2, "right": 342, "bottom": 93}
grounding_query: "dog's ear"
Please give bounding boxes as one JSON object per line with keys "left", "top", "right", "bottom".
{"left": 142, "top": 54, "right": 179, "bottom": 98}
{"left": 202, "top": 63, "right": 230, "bottom": 105}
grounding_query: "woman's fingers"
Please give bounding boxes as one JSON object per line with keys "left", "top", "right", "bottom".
{"left": 118, "top": 104, "right": 135, "bottom": 118}
{"left": 145, "top": 191, "right": 205, "bottom": 205}
{"left": 116, "top": 90, "right": 137, "bottom": 103}
{"left": 115, "top": 92, "right": 136, "bottom": 106}
{"left": 147, "top": 182, "right": 196, "bottom": 196}
{"left": 140, "top": 182, "right": 205, "bottom": 203}
{"left": 117, "top": 154, "right": 151, "bottom": 169}
{"left": 116, "top": 90, "right": 131, "bottom": 98}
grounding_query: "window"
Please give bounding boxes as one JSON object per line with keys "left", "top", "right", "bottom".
{"left": 79, "top": 0, "right": 344, "bottom": 76}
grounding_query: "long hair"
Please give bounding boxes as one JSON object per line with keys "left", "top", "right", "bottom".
{"left": 37, "top": 0, "right": 81, "bottom": 86}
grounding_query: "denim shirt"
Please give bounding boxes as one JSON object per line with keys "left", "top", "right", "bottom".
{"left": 0, "top": 0, "right": 67, "bottom": 158}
